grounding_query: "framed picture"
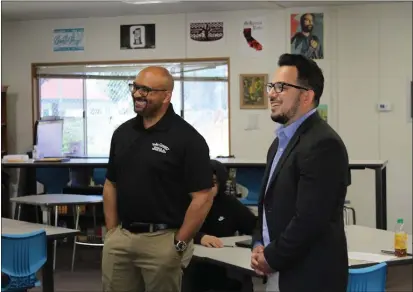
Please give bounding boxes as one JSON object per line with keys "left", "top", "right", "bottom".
{"left": 120, "top": 24, "right": 156, "bottom": 50}
{"left": 240, "top": 74, "right": 268, "bottom": 109}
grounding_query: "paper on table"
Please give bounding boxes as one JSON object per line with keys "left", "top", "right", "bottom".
{"left": 348, "top": 251, "right": 397, "bottom": 262}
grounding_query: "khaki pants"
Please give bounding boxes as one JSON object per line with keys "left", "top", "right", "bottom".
{"left": 102, "top": 226, "right": 193, "bottom": 292}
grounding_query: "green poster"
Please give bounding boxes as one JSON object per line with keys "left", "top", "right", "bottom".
{"left": 317, "top": 104, "right": 328, "bottom": 122}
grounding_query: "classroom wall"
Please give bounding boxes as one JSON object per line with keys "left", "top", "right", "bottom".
{"left": 1, "top": 2, "right": 412, "bottom": 232}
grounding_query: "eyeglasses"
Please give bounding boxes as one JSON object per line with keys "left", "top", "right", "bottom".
{"left": 266, "top": 82, "right": 309, "bottom": 94}
{"left": 129, "top": 83, "right": 167, "bottom": 97}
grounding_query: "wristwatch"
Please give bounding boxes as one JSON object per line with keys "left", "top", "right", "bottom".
{"left": 174, "top": 237, "right": 187, "bottom": 252}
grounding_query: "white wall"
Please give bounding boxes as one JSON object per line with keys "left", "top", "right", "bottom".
{"left": 1, "top": 2, "right": 412, "bottom": 232}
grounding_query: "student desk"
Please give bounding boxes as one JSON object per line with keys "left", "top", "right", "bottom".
{"left": 193, "top": 225, "right": 412, "bottom": 291}
{"left": 9, "top": 194, "right": 103, "bottom": 270}
{"left": 2, "top": 158, "right": 388, "bottom": 229}
{"left": 1, "top": 218, "right": 79, "bottom": 292}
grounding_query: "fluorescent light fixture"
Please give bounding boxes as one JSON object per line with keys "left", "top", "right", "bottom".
{"left": 121, "top": 0, "right": 181, "bottom": 4}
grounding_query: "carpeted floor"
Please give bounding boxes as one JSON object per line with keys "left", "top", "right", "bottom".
{"left": 32, "top": 244, "right": 103, "bottom": 292}
{"left": 30, "top": 243, "right": 266, "bottom": 292}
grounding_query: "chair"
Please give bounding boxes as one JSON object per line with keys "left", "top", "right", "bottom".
{"left": 344, "top": 200, "right": 356, "bottom": 225}
{"left": 236, "top": 168, "right": 263, "bottom": 206}
{"left": 239, "top": 195, "right": 259, "bottom": 206}
{"left": 1, "top": 229, "right": 47, "bottom": 291}
{"left": 62, "top": 186, "right": 103, "bottom": 272}
{"left": 347, "top": 262, "right": 387, "bottom": 292}
{"left": 36, "top": 168, "right": 70, "bottom": 194}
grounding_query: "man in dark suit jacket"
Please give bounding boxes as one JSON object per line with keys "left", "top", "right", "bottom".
{"left": 250, "top": 53, "right": 351, "bottom": 292}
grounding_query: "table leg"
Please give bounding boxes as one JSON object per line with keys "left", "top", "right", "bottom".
{"left": 375, "top": 166, "right": 387, "bottom": 230}
{"left": 42, "top": 239, "right": 55, "bottom": 292}
{"left": 71, "top": 205, "right": 80, "bottom": 272}
{"left": 41, "top": 207, "right": 57, "bottom": 271}
{"left": 54, "top": 206, "right": 58, "bottom": 270}
{"left": 240, "top": 274, "right": 254, "bottom": 292}
{"left": 17, "top": 204, "right": 21, "bottom": 220}
{"left": 35, "top": 206, "right": 39, "bottom": 223}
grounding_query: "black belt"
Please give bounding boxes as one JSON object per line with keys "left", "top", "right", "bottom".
{"left": 121, "top": 222, "right": 171, "bottom": 234}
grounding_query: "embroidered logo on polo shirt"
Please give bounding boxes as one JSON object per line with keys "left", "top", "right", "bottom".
{"left": 152, "top": 143, "right": 170, "bottom": 154}
{"left": 218, "top": 216, "right": 225, "bottom": 221}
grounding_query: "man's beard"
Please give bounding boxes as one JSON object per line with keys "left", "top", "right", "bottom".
{"left": 133, "top": 97, "right": 161, "bottom": 118}
{"left": 302, "top": 25, "right": 313, "bottom": 33}
{"left": 271, "top": 96, "right": 300, "bottom": 125}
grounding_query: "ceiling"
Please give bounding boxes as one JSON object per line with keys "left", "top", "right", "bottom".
{"left": 1, "top": 0, "right": 382, "bottom": 22}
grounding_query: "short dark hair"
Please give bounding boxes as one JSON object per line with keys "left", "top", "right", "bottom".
{"left": 278, "top": 53, "right": 324, "bottom": 106}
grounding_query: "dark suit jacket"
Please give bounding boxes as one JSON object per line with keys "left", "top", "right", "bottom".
{"left": 253, "top": 112, "right": 351, "bottom": 292}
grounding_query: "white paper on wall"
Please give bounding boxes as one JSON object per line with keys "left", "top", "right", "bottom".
{"left": 245, "top": 114, "right": 259, "bottom": 131}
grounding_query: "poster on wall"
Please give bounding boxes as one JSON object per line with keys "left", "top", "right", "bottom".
{"left": 189, "top": 22, "right": 224, "bottom": 42}
{"left": 241, "top": 17, "right": 265, "bottom": 53}
{"left": 290, "top": 13, "right": 324, "bottom": 59}
{"left": 317, "top": 104, "right": 328, "bottom": 122}
{"left": 240, "top": 74, "right": 268, "bottom": 109}
{"left": 120, "top": 24, "right": 156, "bottom": 49}
{"left": 53, "top": 28, "right": 84, "bottom": 52}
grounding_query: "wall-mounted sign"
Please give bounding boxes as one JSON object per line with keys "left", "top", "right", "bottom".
{"left": 189, "top": 22, "right": 224, "bottom": 42}
{"left": 53, "top": 28, "right": 84, "bottom": 52}
{"left": 120, "top": 24, "right": 156, "bottom": 49}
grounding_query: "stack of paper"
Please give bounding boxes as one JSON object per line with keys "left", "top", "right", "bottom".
{"left": 348, "top": 251, "right": 397, "bottom": 262}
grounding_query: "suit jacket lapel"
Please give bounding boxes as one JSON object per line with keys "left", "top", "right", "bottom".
{"left": 266, "top": 134, "right": 300, "bottom": 190}
{"left": 265, "top": 112, "right": 322, "bottom": 193}
{"left": 258, "top": 138, "right": 278, "bottom": 204}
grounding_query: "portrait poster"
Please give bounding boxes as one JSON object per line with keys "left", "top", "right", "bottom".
{"left": 53, "top": 28, "right": 84, "bottom": 52}
{"left": 240, "top": 74, "right": 268, "bottom": 109}
{"left": 317, "top": 104, "right": 328, "bottom": 122}
{"left": 189, "top": 22, "right": 224, "bottom": 42}
{"left": 290, "top": 13, "right": 324, "bottom": 59}
{"left": 120, "top": 24, "right": 156, "bottom": 50}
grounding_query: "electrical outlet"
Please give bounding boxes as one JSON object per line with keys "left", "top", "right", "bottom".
{"left": 377, "top": 102, "right": 392, "bottom": 112}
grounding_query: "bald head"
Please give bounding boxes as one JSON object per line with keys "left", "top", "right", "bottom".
{"left": 138, "top": 66, "right": 174, "bottom": 91}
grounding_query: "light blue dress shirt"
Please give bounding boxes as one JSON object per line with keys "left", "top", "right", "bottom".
{"left": 260, "top": 108, "right": 317, "bottom": 247}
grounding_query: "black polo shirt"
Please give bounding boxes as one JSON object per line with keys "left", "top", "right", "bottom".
{"left": 106, "top": 104, "right": 213, "bottom": 228}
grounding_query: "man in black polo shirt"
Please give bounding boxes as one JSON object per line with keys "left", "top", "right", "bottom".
{"left": 102, "top": 66, "right": 215, "bottom": 292}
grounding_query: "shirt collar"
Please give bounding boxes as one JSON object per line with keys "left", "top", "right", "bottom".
{"left": 276, "top": 108, "right": 317, "bottom": 140}
{"left": 134, "top": 104, "right": 176, "bottom": 132}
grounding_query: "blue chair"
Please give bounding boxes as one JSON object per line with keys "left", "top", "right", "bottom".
{"left": 1, "top": 230, "right": 47, "bottom": 291}
{"left": 93, "top": 168, "right": 107, "bottom": 186}
{"left": 236, "top": 168, "right": 264, "bottom": 206}
{"left": 347, "top": 262, "right": 387, "bottom": 292}
{"left": 239, "top": 194, "right": 259, "bottom": 206}
{"left": 36, "top": 168, "right": 70, "bottom": 194}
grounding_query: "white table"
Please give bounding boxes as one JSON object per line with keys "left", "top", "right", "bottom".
{"left": 10, "top": 194, "right": 103, "bottom": 270}
{"left": 2, "top": 218, "right": 79, "bottom": 292}
{"left": 193, "top": 225, "right": 412, "bottom": 273}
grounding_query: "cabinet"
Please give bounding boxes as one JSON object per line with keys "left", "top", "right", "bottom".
{"left": 1, "top": 85, "right": 8, "bottom": 156}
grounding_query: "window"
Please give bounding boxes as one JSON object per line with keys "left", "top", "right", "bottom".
{"left": 37, "top": 60, "right": 229, "bottom": 157}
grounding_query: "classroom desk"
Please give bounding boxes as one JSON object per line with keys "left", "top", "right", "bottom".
{"left": 1, "top": 218, "right": 79, "bottom": 292}
{"left": 10, "top": 194, "right": 103, "bottom": 270}
{"left": 194, "top": 225, "right": 412, "bottom": 270}
{"left": 193, "top": 225, "right": 412, "bottom": 290}
{"left": 2, "top": 157, "right": 388, "bottom": 229}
